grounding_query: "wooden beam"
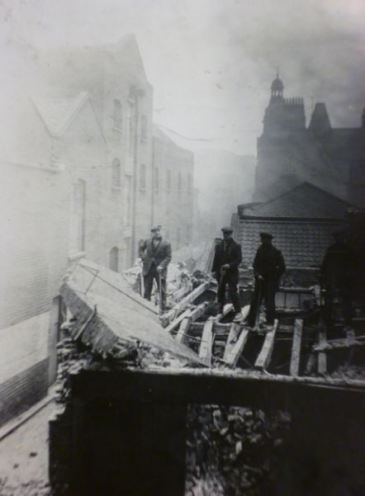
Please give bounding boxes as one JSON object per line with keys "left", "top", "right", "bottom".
{"left": 164, "top": 308, "right": 191, "bottom": 335}
{"left": 255, "top": 319, "right": 279, "bottom": 370}
{"left": 313, "top": 337, "right": 365, "bottom": 353}
{"left": 199, "top": 319, "right": 214, "bottom": 365}
{"left": 317, "top": 322, "right": 327, "bottom": 375}
{"left": 167, "top": 303, "right": 208, "bottom": 336}
{"left": 290, "top": 319, "right": 303, "bottom": 376}
{"left": 224, "top": 327, "right": 250, "bottom": 367}
{"left": 163, "top": 281, "right": 211, "bottom": 324}
{"left": 176, "top": 317, "right": 191, "bottom": 344}
{"left": 223, "top": 323, "right": 241, "bottom": 361}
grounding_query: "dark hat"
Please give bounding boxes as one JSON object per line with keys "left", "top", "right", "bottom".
{"left": 260, "top": 232, "right": 273, "bottom": 240}
{"left": 221, "top": 226, "right": 233, "bottom": 233}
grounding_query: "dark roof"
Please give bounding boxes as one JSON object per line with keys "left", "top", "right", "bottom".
{"left": 235, "top": 218, "right": 343, "bottom": 268}
{"left": 238, "top": 182, "right": 352, "bottom": 219}
{"left": 309, "top": 102, "right": 331, "bottom": 133}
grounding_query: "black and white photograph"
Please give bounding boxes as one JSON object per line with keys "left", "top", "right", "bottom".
{"left": 1, "top": 0, "right": 365, "bottom": 494}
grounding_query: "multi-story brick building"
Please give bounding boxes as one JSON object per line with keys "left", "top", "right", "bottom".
{"left": 151, "top": 126, "right": 194, "bottom": 250}
{"left": 255, "top": 77, "right": 365, "bottom": 206}
{"left": 39, "top": 34, "right": 154, "bottom": 266}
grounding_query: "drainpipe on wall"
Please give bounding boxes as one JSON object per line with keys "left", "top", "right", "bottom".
{"left": 130, "top": 86, "right": 144, "bottom": 266}
{"left": 151, "top": 139, "right": 155, "bottom": 228}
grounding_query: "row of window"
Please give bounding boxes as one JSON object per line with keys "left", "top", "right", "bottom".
{"left": 113, "top": 99, "right": 148, "bottom": 143}
{"left": 112, "top": 158, "right": 193, "bottom": 195}
{"left": 141, "top": 165, "right": 193, "bottom": 194}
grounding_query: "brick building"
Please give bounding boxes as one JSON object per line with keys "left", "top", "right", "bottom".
{"left": 234, "top": 182, "right": 353, "bottom": 275}
{"left": 0, "top": 160, "right": 69, "bottom": 426}
{"left": 151, "top": 126, "right": 194, "bottom": 250}
{"left": 255, "top": 77, "right": 365, "bottom": 206}
{"left": 39, "top": 34, "right": 154, "bottom": 266}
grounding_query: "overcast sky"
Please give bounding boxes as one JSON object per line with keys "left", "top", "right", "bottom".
{"left": 1, "top": 0, "right": 365, "bottom": 154}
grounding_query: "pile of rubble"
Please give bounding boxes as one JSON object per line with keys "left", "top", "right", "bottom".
{"left": 185, "top": 406, "right": 291, "bottom": 496}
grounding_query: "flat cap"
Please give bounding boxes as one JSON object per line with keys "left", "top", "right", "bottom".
{"left": 151, "top": 225, "right": 161, "bottom": 232}
{"left": 260, "top": 232, "right": 273, "bottom": 239}
{"left": 221, "top": 226, "right": 233, "bottom": 233}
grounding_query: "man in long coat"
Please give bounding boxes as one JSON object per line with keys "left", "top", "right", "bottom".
{"left": 247, "top": 232, "right": 285, "bottom": 327}
{"left": 139, "top": 226, "right": 171, "bottom": 311}
{"left": 212, "top": 226, "right": 242, "bottom": 321}
{"left": 320, "top": 230, "right": 353, "bottom": 328}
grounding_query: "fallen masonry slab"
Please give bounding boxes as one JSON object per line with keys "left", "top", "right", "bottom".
{"left": 60, "top": 260, "right": 206, "bottom": 366}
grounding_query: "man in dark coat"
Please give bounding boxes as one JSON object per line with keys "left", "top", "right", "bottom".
{"left": 247, "top": 232, "right": 286, "bottom": 327}
{"left": 320, "top": 230, "right": 353, "bottom": 328}
{"left": 212, "top": 226, "right": 242, "bottom": 321}
{"left": 139, "top": 226, "right": 172, "bottom": 311}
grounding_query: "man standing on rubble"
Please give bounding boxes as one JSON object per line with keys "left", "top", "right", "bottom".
{"left": 246, "top": 232, "right": 285, "bottom": 328}
{"left": 139, "top": 226, "right": 171, "bottom": 311}
{"left": 212, "top": 226, "right": 242, "bottom": 322}
{"left": 320, "top": 230, "right": 353, "bottom": 330}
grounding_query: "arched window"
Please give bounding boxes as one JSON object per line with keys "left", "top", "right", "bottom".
{"left": 112, "top": 158, "right": 121, "bottom": 187}
{"left": 109, "top": 247, "right": 119, "bottom": 272}
{"left": 113, "top": 99, "right": 122, "bottom": 129}
{"left": 140, "top": 164, "right": 146, "bottom": 191}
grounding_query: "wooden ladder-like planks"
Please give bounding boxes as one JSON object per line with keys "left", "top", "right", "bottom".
{"left": 290, "top": 319, "right": 303, "bottom": 376}
{"left": 199, "top": 319, "right": 214, "bottom": 365}
{"left": 255, "top": 320, "right": 279, "bottom": 370}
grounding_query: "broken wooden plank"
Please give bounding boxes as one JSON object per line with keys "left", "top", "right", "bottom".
{"left": 317, "top": 322, "right": 327, "bottom": 375}
{"left": 290, "top": 319, "right": 303, "bottom": 376}
{"left": 199, "top": 319, "right": 214, "bottom": 365}
{"left": 163, "top": 281, "right": 211, "bottom": 324}
{"left": 313, "top": 337, "right": 365, "bottom": 353}
{"left": 224, "top": 327, "right": 250, "bottom": 367}
{"left": 255, "top": 319, "right": 279, "bottom": 370}
{"left": 164, "top": 308, "right": 192, "bottom": 335}
{"left": 223, "top": 323, "right": 241, "bottom": 361}
{"left": 167, "top": 303, "right": 208, "bottom": 336}
{"left": 176, "top": 317, "right": 191, "bottom": 344}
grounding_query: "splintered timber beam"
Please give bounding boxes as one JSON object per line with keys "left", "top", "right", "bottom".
{"left": 163, "top": 281, "right": 211, "bottom": 324}
{"left": 290, "top": 319, "right": 303, "bottom": 376}
{"left": 199, "top": 319, "right": 214, "bottom": 365}
{"left": 255, "top": 320, "right": 279, "bottom": 370}
{"left": 167, "top": 303, "right": 208, "bottom": 336}
{"left": 224, "top": 325, "right": 250, "bottom": 367}
{"left": 318, "top": 322, "right": 327, "bottom": 375}
{"left": 176, "top": 317, "right": 191, "bottom": 344}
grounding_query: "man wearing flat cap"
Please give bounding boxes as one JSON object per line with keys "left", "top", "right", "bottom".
{"left": 138, "top": 226, "right": 171, "bottom": 311}
{"left": 212, "top": 226, "right": 242, "bottom": 321}
{"left": 247, "top": 232, "right": 285, "bottom": 327}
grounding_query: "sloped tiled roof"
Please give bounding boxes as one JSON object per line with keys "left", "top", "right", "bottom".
{"left": 239, "top": 182, "right": 352, "bottom": 219}
{"left": 31, "top": 92, "right": 89, "bottom": 137}
{"left": 236, "top": 218, "right": 343, "bottom": 268}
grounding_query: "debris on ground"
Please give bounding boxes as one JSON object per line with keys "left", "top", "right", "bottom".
{"left": 185, "top": 405, "right": 291, "bottom": 496}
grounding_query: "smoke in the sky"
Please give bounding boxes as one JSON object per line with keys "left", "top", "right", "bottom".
{"left": 1, "top": 0, "right": 365, "bottom": 154}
